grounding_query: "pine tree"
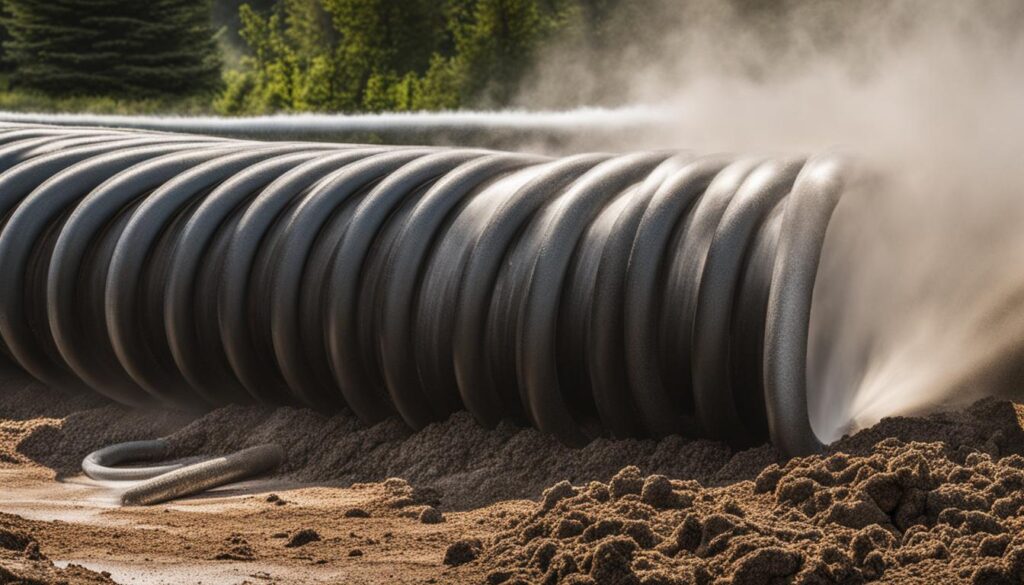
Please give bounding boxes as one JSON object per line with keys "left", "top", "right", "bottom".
{"left": 4, "top": 0, "right": 222, "bottom": 98}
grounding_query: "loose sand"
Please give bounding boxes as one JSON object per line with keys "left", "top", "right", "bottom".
{"left": 1, "top": 369, "right": 1023, "bottom": 584}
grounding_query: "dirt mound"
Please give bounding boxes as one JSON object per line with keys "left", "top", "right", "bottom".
{"left": 0, "top": 367, "right": 107, "bottom": 421}
{"left": 0, "top": 513, "right": 116, "bottom": 584}
{"left": 213, "top": 533, "right": 258, "bottom": 560}
{"left": 163, "top": 405, "right": 753, "bottom": 510}
{"left": 11, "top": 404, "right": 193, "bottom": 477}
{"left": 1, "top": 368, "right": 755, "bottom": 507}
{"left": 5, "top": 369, "right": 1023, "bottom": 518}
{"left": 0, "top": 370, "right": 192, "bottom": 476}
{"left": 452, "top": 402, "right": 1024, "bottom": 584}
{"left": 1, "top": 385, "right": 745, "bottom": 509}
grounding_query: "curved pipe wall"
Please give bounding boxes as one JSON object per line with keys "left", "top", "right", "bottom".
{"left": 0, "top": 123, "right": 849, "bottom": 456}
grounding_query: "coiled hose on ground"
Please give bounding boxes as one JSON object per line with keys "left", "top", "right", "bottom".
{"left": 82, "top": 439, "right": 284, "bottom": 505}
{"left": 0, "top": 122, "right": 850, "bottom": 459}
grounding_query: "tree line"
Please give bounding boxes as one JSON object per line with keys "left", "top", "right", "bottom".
{"left": 2, "top": 0, "right": 222, "bottom": 99}
{"left": 0, "top": 0, "right": 676, "bottom": 114}
{"left": 217, "top": 0, "right": 577, "bottom": 114}
{"left": 1, "top": 0, "right": 923, "bottom": 115}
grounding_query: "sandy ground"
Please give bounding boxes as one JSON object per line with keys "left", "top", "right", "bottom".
{"left": 0, "top": 466, "right": 530, "bottom": 584}
{"left": 0, "top": 371, "right": 522, "bottom": 584}
{"left": 3, "top": 369, "right": 1024, "bottom": 584}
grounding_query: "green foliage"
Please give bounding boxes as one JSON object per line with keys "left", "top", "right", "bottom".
{"left": 217, "top": 0, "right": 582, "bottom": 114}
{"left": 411, "top": 55, "right": 461, "bottom": 110}
{"left": 0, "top": 0, "right": 709, "bottom": 114}
{"left": 212, "top": 0, "right": 275, "bottom": 59}
{"left": 3, "top": 0, "right": 222, "bottom": 98}
{"left": 0, "top": 83, "right": 214, "bottom": 114}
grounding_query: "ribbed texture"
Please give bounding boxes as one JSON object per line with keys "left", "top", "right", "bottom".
{"left": 0, "top": 123, "right": 845, "bottom": 455}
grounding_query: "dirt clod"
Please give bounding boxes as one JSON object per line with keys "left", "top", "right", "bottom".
{"left": 214, "top": 534, "right": 257, "bottom": 561}
{"left": 444, "top": 538, "right": 483, "bottom": 566}
{"left": 285, "top": 528, "right": 321, "bottom": 548}
{"left": 420, "top": 506, "right": 445, "bottom": 524}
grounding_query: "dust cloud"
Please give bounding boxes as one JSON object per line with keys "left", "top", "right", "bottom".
{"left": 520, "top": 0, "right": 1024, "bottom": 442}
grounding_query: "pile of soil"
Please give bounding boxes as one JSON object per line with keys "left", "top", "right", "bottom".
{"left": 0, "top": 513, "right": 115, "bottom": 584}
{"left": 0, "top": 367, "right": 106, "bottom": 421}
{"left": 164, "top": 405, "right": 757, "bottom": 510}
{"left": 2, "top": 370, "right": 758, "bottom": 509}
{"left": 11, "top": 402, "right": 192, "bottom": 475}
{"left": 449, "top": 400, "right": 1024, "bottom": 584}
{"left": 1, "top": 370, "right": 191, "bottom": 474}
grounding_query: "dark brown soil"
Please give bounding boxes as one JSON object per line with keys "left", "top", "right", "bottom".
{"left": 449, "top": 401, "right": 1024, "bottom": 584}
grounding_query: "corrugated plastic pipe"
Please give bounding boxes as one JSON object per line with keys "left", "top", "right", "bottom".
{"left": 0, "top": 122, "right": 851, "bottom": 457}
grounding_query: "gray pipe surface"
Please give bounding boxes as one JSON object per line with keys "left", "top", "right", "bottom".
{"left": 81, "top": 439, "right": 185, "bottom": 481}
{"left": 0, "top": 122, "right": 849, "bottom": 456}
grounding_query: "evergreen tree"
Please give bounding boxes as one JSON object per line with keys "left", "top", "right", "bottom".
{"left": 4, "top": 0, "right": 222, "bottom": 98}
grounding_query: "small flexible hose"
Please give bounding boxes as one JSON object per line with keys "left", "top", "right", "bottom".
{"left": 81, "top": 439, "right": 183, "bottom": 481}
{"left": 120, "top": 444, "right": 284, "bottom": 506}
{"left": 81, "top": 440, "right": 284, "bottom": 505}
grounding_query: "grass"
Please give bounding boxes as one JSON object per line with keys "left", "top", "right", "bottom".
{"left": 0, "top": 91, "right": 215, "bottom": 115}
{"left": 0, "top": 76, "right": 215, "bottom": 115}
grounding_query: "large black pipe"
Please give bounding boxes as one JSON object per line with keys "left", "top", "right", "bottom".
{"left": 0, "top": 122, "right": 848, "bottom": 456}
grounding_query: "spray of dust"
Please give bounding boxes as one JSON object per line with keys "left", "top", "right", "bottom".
{"left": 0, "top": 106, "right": 668, "bottom": 135}
{"left": 519, "top": 0, "right": 1024, "bottom": 442}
